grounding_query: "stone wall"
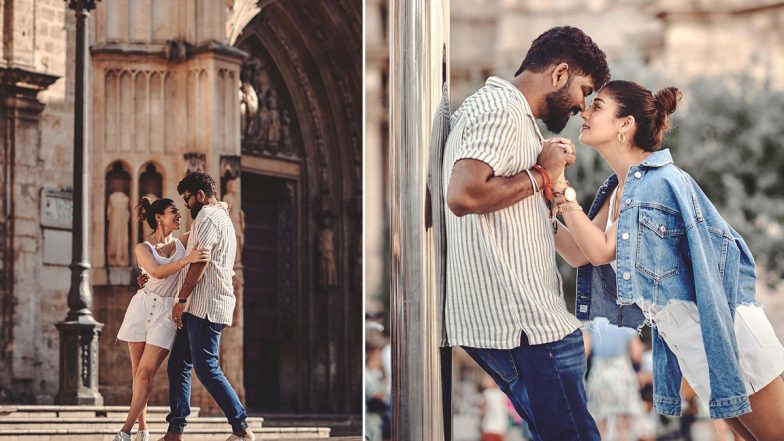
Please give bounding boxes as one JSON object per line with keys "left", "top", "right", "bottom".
{"left": 0, "top": 0, "right": 75, "bottom": 403}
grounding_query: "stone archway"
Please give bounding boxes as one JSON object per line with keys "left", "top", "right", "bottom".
{"left": 233, "top": 0, "right": 362, "bottom": 414}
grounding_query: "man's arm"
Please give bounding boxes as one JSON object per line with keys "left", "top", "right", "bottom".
{"left": 178, "top": 261, "right": 208, "bottom": 300}
{"left": 446, "top": 138, "right": 575, "bottom": 216}
{"left": 446, "top": 159, "right": 543, "bottom": 216}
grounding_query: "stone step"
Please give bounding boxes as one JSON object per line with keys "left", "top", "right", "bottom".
{"left": 0, "top": 416, "right": 264, "bottom": 430}
{"left": 0, "top": 406, "right": 200, "bottom": 419}
{"left": 0, "top": 427, "right": 330, "bottom": 440}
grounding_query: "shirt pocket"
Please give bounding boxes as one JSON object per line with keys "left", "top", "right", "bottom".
{"left": 636, "top": 206, "right": 685, "bottom": 281}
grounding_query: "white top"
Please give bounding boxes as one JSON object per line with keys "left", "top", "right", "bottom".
{"left": 607, "top": 188, "right": 618, "bottom": 272}
{"left": 141, "top": 239, "right": 186, "bottom": 298}
{"left": 442, "top": 76, "right": 581, "bottom": 348}
{"left": 178, "top": 204, "right": 238, "bottom": 325}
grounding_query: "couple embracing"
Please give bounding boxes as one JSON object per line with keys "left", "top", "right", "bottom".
{"left": 443, "top": 26, "right": 784, "bottom": 441}
{"left": 112, "top": 171, "right": 255, "bottom": 441}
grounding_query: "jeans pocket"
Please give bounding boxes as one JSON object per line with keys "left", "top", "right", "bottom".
{"left": 481, "top": 350, "right": 519, "bottom": 383}
{"left": 207, "top": 321, "right": 226, "bottom": 335}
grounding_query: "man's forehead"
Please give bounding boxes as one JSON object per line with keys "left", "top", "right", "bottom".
{"left": 574, "top": 74, "right": 596, "bottom": 91}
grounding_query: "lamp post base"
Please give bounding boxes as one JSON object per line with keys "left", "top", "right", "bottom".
{"left": 54, "top": 318, "right": 104, "bottom": 405}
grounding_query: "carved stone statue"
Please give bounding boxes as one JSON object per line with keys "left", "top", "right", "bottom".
{"left": 223, "top": 178, "right": 245, "bottom": 264}
{"left": 107, "top": 191, "right": 130, "bottom": 266}
{"left": 240, "top": 81, "right": 258, "bottom": 142}
{"left": 317, "top": 217, "right": 337, "bottom": 288}
{"left": 184, "top": 153, "right": 206, "bottom": 175}
{"left": 280, "top": 109, "right": 292, "bottom": 156}
{"left": 267, "top": 90, "right": 281, "bottom": 152}
{"left": 239, "top": 55, "right": 299, "bottom": 158}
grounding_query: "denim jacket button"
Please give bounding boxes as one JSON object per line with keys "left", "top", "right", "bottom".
{"left": 634, "top": 171, "right": 642, "bottom": 179}
{"left": 625, "top": 198, "right": 632, "bottom": 205}
{"left": 659, "top": 225, "right": 666, "bottom": 234}
{"left": 622, "top": 232, "right": 630, "bottom": 240}
{"left": 623, "top": 272, "right": 631, "bottom": 280}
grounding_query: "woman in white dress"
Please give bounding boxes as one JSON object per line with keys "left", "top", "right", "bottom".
{"left": 112, "top": 197, "right": 209, "bottom": 441}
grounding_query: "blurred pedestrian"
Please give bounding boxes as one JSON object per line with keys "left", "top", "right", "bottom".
{"left": 584, "top": 319, "right": 644, "bottom": 441}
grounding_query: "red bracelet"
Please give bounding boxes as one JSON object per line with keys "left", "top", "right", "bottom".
{"left": 531, "top": 164, "right": 553, "bottom": 201}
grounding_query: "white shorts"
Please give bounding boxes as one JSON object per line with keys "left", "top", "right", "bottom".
{"left": 639, "top": 300, "right": 784, "bottom": 403}
{"left": 117, "top": 290, "right": 178, "bottom": 350}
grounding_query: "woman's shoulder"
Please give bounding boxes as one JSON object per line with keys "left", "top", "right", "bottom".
{"left": 640, "top": 163, "right": 693, "bottom": 196}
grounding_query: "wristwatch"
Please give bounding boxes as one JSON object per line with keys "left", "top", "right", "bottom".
{"left": 178, "top": 297, "right": 187, "bottom": 304}
{"left": 563, "top": 186, "right": 577, "bottom": 202}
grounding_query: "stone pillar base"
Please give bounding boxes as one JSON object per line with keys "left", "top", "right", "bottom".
{"left": 54, "top": 318, "right": 104, "bottom": 405}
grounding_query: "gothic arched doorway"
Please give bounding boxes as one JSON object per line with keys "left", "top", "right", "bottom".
{"left": 232, "top": 0, "right": 362, "bottom": 415}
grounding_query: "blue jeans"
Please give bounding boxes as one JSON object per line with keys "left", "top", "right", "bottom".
{"left": 166, "top": 313, "right": 248, "bottom": 434}
{"left": 463, "top": 329, "right": 599, "bottom": 441}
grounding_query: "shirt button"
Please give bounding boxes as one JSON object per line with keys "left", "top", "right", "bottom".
{"left": 622, "top": 232, "right": 630, "bottom": 240}
{"left": 625, "top": 198, "right": 632, "bottom": 205}
{"left": 149, "top": 312, "right": 153, "bottom": 316}
{"left": 634, "top": 171, "right": 642, "bottom": 179}
{"left": 623, "top": 272, "right": 631, "bottom": 280}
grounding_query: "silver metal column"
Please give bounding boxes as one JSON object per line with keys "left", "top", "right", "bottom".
{"left": 389, "top": 1, "right": 450, "bottom": 440}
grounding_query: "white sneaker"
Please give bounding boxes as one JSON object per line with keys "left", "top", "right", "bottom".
{"left": 134, "top": 430, "right": 150, "bottom": 441}
{"left": 225, "top": 428, "right": 256, "bottom": 441}
{"left": 112, "top": 432, "right": 132, "bottom": 441}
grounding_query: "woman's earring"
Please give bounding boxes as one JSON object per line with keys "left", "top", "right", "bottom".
{"left": 618, "top": 131, "right": 626, "bottom": 143}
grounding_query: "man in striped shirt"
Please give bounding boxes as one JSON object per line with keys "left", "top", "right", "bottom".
{"left": 161, "top": 171, "right": 254, "bottom": 441}
{"left": 444, "top": 27, "right": 610, "bottom": 440}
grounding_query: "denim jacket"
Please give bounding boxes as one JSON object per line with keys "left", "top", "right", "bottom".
{"left": 575, "top": 149, "right": 757, "bottom": 419}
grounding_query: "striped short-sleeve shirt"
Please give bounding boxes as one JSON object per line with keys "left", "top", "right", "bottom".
{"left": 179, "top": 204, "right": 238, "bottom": 325}
{"left": 442, "top": 76, "right": 581, "bottom": 348}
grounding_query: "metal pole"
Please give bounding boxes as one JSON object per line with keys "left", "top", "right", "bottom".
{"left": 55, "top": 0, "right": 103, "bottom": 406}
{"left": 389, "top": 1, "right": 449, "bottom": 440}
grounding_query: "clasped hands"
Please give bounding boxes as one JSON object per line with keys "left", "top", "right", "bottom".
{"left": 538, "top": 137, "right": 575, "bottom": 194}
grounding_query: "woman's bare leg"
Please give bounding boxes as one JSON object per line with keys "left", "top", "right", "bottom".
{"left": 127, "top": 343, "right": 147, "bottom": 432}
{"left": 723, "top": 417, "right": 754, "bottom": 441}
{"left": 122, "top": 344, "right": 170, "bottom": 434}
{"left": 735, "top": 376, "right": 784, "bottom": 441}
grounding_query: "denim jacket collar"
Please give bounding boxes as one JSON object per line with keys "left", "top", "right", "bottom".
{"left": 639, "top": 148, "right": 674, "bottom": 169}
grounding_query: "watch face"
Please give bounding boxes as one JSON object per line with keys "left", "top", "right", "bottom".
{"left": 565, "top": 187, "right": 577, "bottom": 202}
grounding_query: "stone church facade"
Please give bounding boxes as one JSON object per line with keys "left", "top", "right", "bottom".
{"left": 0, "top": 0, "right": 361, "bottom": 417}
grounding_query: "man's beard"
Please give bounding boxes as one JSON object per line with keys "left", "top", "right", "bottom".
{"left": 189, "top": 202, "right": 203, "bottom": 219}
{"left": 542, "top": 86, "right": 580, "bottom": 133}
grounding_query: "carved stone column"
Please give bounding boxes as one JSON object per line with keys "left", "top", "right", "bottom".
{"left": 220, "top": 155, "right": 244, "bottom": 402}
{"left": 0, "top": 66, "right": 59, "bottom": 401}
{"left": 389, "top": 0, "right": 450, "bottom": 439}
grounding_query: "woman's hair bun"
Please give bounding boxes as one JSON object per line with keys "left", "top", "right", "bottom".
{"left": 137, "top": 197, "right": 153, "bottom": 223}
{"left": 654, "top": 86, "right": 682, "bottom": 115}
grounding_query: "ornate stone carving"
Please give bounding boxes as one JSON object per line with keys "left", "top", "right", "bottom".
{"left": 164, "top": 39, "right": 191, "bottom": 62}
{"left": 106, "top": 191, "right": 130, "bottom": 266}
{"left": 263, "top": 17, "right": 330, "bottom": 187}
{"left": 240, "top": 57, "right": 298, "bottom": 158}
{"left": 317, "top": 216, "right": 337, "bottom": 288}
{"left": 220, "top": 155, "right": 242, "bottom": 181}
{"left": 184, "top": 153, "right": 206, "bottom": 175}
{"left": 224, "top": 178, "right": 245, "bottom": 260}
